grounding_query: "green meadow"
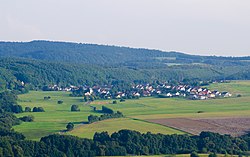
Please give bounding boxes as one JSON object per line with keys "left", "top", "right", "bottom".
{"left": 92, "top": 81, "right": 250, "bottom": 119}
{"left": 13, "top": 81, "right": 250, "bottom": 140}
{"left": 69, "top": 118, "right": 184, "bottom": 138}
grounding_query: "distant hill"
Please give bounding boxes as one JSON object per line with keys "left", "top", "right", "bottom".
{"left": 0, "top": 40, "right": 250, "bottom": 68}
{"left": 227, "top": 69, "right": 250, "bottom": 80}
{"left": 1, "top": 57, "right": 247, "bottom": 90}
{"left": 0, "top": 41, "right": 249, "bottom": 90}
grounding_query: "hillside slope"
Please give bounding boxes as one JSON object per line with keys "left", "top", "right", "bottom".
{"left": 0, "top": 57, "right": 244, "bottom": 90}
{"left": 0, "top": 41, "right": 250, "bottom": 68}
{"left": 0, "top": 41, "right": 249, "bottom": 90}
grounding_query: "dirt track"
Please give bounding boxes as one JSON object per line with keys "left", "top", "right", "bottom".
{"left": 147, "top": 117, "right": 250, "bottom": 136}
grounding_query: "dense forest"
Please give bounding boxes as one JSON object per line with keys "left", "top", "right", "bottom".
{"left": 0, "top": 41, "right": 249, "bottom": 91}
{"left": 0, "top": 57, "right": 249, "bottom": 92}
{"left": 1, "top": 41, "right": 250, "bottom": 67}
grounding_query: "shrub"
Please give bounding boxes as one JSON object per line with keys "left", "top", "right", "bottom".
{"left": 190, "top": 152, "right": 199, "bottom": 157}
{"left": 32, "top": 107, "right": 38, "bottom": 112}
{"left": 37, "top": 107, "right": 45, "bottom": 112}
{"left": 57, "top": 100, "right": 63, "bottom": 104}
{"left": 112, "top": 100, "right": 117, "bottom": 104}
{"left": 24, "top": 107, "right": 31, "bottom": 112}
{"left": 33, "top": 107, "right": 45, "bottom": 112}
{"left": 19, "top": 115, "right": 34, "bottom": 122}
{"left": 66, "top": 122, "right": 74, "bottom": 131}
{"left": 208, "top": 153, "right": 217, "bottom": 157}
{"left": 71, "top": 105, "right": 80, "bottom": 112}
{"left": 44, "top": 96, "right": 51, "bottom": 100}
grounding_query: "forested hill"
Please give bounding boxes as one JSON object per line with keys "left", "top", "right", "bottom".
{"left": 1, "top": 40, "right": 250, "bottom": 68}
{"left": 0, "top": 41, "right": 250, "bottom": 90}
{"left": 0, "top": 56, "right": 250, "bottom": 91}
{"left": 0, "top": 40, "right": 186, "bottom": 66}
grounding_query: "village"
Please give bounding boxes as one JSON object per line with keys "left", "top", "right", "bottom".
{"left": 43, "top": 80, "right": 232, "bottom": 100}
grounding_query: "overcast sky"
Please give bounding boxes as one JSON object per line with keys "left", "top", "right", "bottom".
{"left": 1, "top": 0, "right": 250, "bottom": 56}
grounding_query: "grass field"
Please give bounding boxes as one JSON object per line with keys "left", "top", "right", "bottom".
{"left": 13, "top": 91, "right": 104, "bottom": 140}
{"left": 13, "top": 81, "right": 250, "bottom": 140}
{"left": 13, "top": 91, "right": 184, "bottom": 140}
{"left": 91, "top": 81, "right": 250, "bottom": 119}
{"left": 68, "top": 118, "right": 184, "bottom": 138}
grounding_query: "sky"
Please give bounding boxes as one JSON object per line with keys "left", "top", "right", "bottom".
{"left": 0, "top": 0, "right": 250, "bottom": 56}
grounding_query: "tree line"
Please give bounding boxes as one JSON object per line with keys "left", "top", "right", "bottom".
{"left": 88, "top": 111, "right": 123, "bottom": 124}
{"left": 88, "top": 106, "right": 123, "bottom": 123}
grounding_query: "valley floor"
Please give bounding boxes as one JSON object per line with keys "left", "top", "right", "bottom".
{"left": 13, "top": 81, "right": 250, "bottom": 140}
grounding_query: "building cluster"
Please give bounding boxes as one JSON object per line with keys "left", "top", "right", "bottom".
{"left": 44, "top": 82, "right": 232, "bottom": 100}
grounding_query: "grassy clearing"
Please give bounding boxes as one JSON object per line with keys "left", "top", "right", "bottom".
{"left": 68, "top": 118, "right": 184, "bottom": 138}
{"left": 13, "top": 81, "right": 250, "bottom": 140}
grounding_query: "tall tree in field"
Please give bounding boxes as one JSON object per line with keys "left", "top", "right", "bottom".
{"left": 66, "top": 122, "right": 74, "bottom": 131}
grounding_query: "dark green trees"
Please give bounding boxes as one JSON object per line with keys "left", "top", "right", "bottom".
{"left": 32, "top": 107, "right": 45, "bottom": 112}
{"left": 11, "top": 105, "right": 23, "bottom": 113}
{"left": 71, "top": 105, "right": 80, "bottom": 112}
{"left": 208, "top": 153, "right": 217, "bottom": 157}
{"left": 19, "top": 115, "right": 34, "bottom": 122}
{"left": 66, "top": 122, "right": 74, "bottom": 131}
{"left": 88, "top": 111, "right": 123, "bottom": 124}
{"left": 102, "top": 106, "right": 114, "bottom": 114}
{"left": 24, "top": 107, "right": 31, "bottom": 112}
{"left": 0, "top": 91, "right": 18, "bottom": 113}
{"left": 190, "top": 152, "right": 199, "bottom": 157}
{"left": 57, "top": 100, "right": 63, "bottom": 104}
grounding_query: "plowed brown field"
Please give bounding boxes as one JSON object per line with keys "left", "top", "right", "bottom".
{"left": 147, "top": 117, "right": 250, "bottom": 136}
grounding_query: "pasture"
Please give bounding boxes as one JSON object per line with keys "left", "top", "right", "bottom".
{"left": 13, "top": 81, "right": 250, "bottom": 140}
{"left": 93, "top": 81, "right": 250, "bottom": 119}
{"left": 13, "top": 91, "right": 183, "bottom": 140}
{"left": 68, "top": 118, "right": 184, "bottom": 138}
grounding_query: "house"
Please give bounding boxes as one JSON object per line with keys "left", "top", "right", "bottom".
{"left": 166, "top": 93, "right": 172, "bottom": 97}
{"left": 156, "top": 90, "right": 161, "bottom": 94}
{"left": 175, "top": 92, "right": 180, "bottom": 96}
{"left": 85, "top": 92, "right": 91, "bottom": 96}
{"left": 198, "top": 88, "right": 203, "bottom": 92}
{"left": 221, "top": 92, "right": 232, "bottom": 97}
{"left": 180, "top": 87, "right": 186, "bottom": 91}
{"left": 208, "top": 93, "right": 216, "bottom": 98}
{"left": 190, "top": 94, "right": 198, "bottom": 100}
{"left": 134, "top": 93, "right": 140, "bottom": 97}
{"left": 199, "top": 96, "right": 207, "bottom": 100}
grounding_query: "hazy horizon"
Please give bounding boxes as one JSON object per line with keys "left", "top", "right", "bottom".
{"left": 1, "top": 0, "right": 250, "bottom": 57}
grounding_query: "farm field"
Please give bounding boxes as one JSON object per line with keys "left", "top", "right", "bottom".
{"left": 68, "top": 118, "right": 184, "bottom": 138}
{"left": 13, "top": 91, "right": 184, "bottom": 140}
{"left": 13, "top": 81, "right": 250, "bottom": 140}
{"left": 148, "top": 117, "right": 250, "bottom": 136}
